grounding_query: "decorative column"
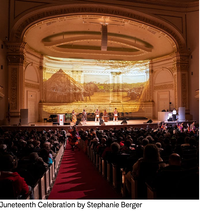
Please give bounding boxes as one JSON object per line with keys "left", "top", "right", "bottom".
{"left": 146, "top": 62, "right": 152, "bottom": 102}
{"left": 0, "top": 86, "right": 4, "bottom": 99}
{"left": 174, "top": 52, "right": 189, "bottom": 112}
{"left": 39, "top": 56, "right": 44, "bottom": 102}
{"left": 111, "top": 72, "right": 121, "bottom": 103}
{"left": 5, "top": 42, "right": 26, "bottom": 125}
{"left": 38, "top": 58, "right": 44, "bottom": 122}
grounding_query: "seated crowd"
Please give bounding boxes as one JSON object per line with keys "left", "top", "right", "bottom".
{"left": 0, "top": 128, "right": 66, "bottom": 199}
{"left": 78, "top": 122, "right": 199, "bottom": 199}
{"left": 0, "top": 121, "right": 199, "bottom": 199}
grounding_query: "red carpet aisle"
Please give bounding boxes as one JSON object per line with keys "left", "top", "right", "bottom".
{"left": 48, "top": 144, "right": 122, "bottom": 199}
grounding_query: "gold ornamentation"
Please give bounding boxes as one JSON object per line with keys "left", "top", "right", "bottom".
{"left": 5, "top": 42, "right": 26, "bottom": 53}
{"left": 5, "top": 42, "right": 26, "bottom": 64}
{"left": 7, "top": 55, "right": 24, "bottom": 64}
{"left": 25, "top": 82, "right": 40, "bottom": 89}
{"left": 154, "top": 83, "right": 173, "bottom": 90}
{"left": 13, "top": 5, "right": 185, "bottom": 52}
{"left": 169, "top": 66, "right": 176, "bottom": 74}
{"left": 175, "top": 52, "right": 189, "bottom": 72}
{"left": 10, "top": 68, "right": 18, "bottom": 110}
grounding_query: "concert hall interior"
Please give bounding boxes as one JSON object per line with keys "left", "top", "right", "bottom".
{"left": 0, "top": 0, "right": 199, "bottom": 201}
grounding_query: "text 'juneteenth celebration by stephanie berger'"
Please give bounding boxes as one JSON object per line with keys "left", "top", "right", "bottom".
{"left": 0, "top": 201, "right": 143, "bottom": 210}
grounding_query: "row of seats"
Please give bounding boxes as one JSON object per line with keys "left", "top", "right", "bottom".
{"left": 81, "top": 141, "right": 144, "bottom": 198}
{"left": 31, "top": 144, "right": 65, "bottom": 199}
{"left": 79, "top": 139, "right": 199, "bottom": 199}
{"left": 79, "top": 139, "right": 125, "bottom": 196}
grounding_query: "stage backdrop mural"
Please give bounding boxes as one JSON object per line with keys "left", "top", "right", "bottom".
{"left": 42, "top": 58, "right": 150, "bottom": 115}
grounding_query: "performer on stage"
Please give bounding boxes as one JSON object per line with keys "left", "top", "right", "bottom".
{"left": 113, "top": 108, "right": 118, "bottom": 121}
{"left": 71, "top": 110, "right": 77, "bottom": 125}
{"left": 82, "top": 109, "right": 87, "bottom": 124}
{"left": 95, "top": 109, "right": 100, "bottom": 122}
{"left": 103, "top": 109, "right": 108, "bottom": 122}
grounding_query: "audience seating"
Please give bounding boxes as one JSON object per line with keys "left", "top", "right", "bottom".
{"left": 87, "top": 146, "right": 90, "bottom": 157}
{"left": 39, "top": 175, "right": 46, "bottom": 199}
{"left": 85, "top": 138, "right": 199, "bottom": 200}
{"left": 98, "top": 156, "right": 102, "bottom": 173}
{"left": 2, "top": 125, "right": 197, "bottom": 200}
{"left": 131, "top": 176, "right": 139, "bottom": 199}
{"left": 95, "top": 153, "right": 99, "bottom": 168}
{"left": 146, "top": 182, "right": 156, "bottom": 199}
{"left": 33, "top": 183, "right": 40, "bottom": 199}
{"left": 112, "top": 164, "right": 118, "bottom": 188}
{"left": 0, "top": 179, "right": 16, "bottom": 199}
{"left": 92, "top": 150, "right": 96, "bottom": 165}
{"left": 106, "top": 161, "right": 112, "bottom": 183}
{"left": 120, "top": 168, "right": 126, "bottom": 196}
{"left": 112, "top": 164, "right": 122, "bottom": 190}
{"left": 101, "top": 158, "right": 106, "bottom": 177}
{"left": 31, "top": 144, "right": 64, "bottom": 199}
{"left": 45, "top": 168, "right": 50, "bottom": 194}
{"left": 49, "top": 163, "right": 54, "bottom": 186}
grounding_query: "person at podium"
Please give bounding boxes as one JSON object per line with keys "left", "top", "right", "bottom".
{"left": 172, "top": 108, "right": 177, "bottom": 121}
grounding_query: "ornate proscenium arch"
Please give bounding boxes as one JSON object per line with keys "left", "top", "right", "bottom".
{"left": 10, "top": 3, "right": 187, "bottom": 52}
{"left": 6, "top": 3, "right": 190, "bottom": 122}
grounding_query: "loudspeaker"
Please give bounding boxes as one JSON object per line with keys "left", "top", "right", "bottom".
{"left": 178, "top": 107, "right": 185, "bottom": 121}
{"left": 147, "top": 119, "right": 153, "bottom": 123}
{"left": 20, "top": 109, "right": 28, "bottom": 125}
{"left": 121, "top": 119, "right": 127, "bottom": 125}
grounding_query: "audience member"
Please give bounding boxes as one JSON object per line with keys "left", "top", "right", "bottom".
{"left": 0, "top": 154, "right": 32, "bottom": 199}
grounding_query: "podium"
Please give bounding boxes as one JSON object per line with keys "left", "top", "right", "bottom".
{"left": 57, "top": 114, "right": 65, "bottom": 126}
{"left": 158, "top": 112, "right": 169, "bottom": 121}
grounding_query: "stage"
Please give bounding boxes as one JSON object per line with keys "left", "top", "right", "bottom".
{"left": 1, "top": 119, "right": 160, "bottom": 131}
{"left": 1, "top": 119, "right": 193, "bottom": 132}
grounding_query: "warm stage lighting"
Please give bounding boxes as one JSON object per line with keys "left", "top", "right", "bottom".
{"left": 42, "top": 57, "right": 150, "bottom": 114}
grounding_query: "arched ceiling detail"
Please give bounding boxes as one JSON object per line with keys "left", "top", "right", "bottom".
{"left": 10, "top": 3, "right": 188, "bottom": 61}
